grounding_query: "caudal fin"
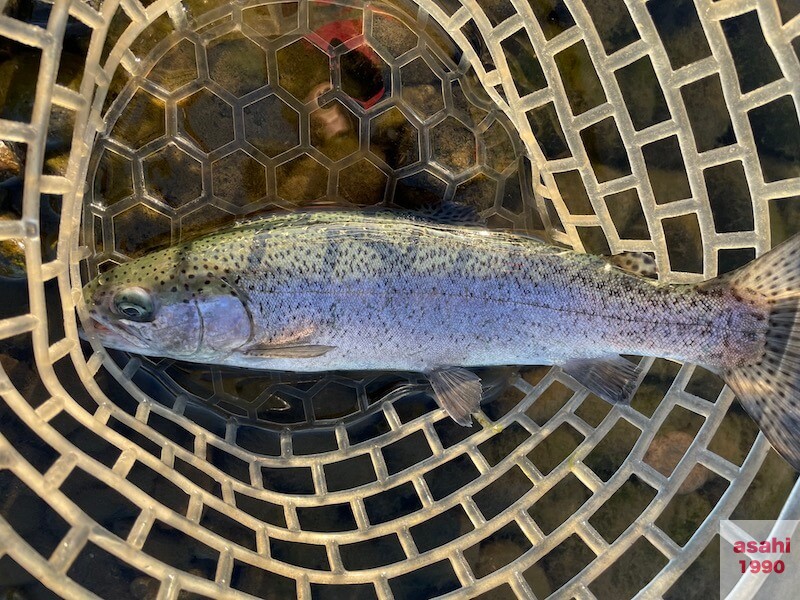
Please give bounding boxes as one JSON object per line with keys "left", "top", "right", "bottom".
{"left": 723, "top": 234, "right": 800, "bottom": 471}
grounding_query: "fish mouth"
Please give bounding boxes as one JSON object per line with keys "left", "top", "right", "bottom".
{"left": 89, "top": 319, "right": 111, "bottom": 334}
{"left": 86, "top": 315, "right": 148, "bottom": 350}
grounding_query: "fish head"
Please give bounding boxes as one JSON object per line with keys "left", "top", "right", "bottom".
{"left": 82, "top": 248, "right": 252, "bottom": 361}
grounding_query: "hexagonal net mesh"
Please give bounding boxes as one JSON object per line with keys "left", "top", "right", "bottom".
{"left": 0, "top": 0, "right": 799, "bottom": 598}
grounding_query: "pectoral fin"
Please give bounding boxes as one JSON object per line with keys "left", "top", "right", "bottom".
{"left": 244, "top": 344, "right": 336, "bottom": 358}
{"left": 429, "top": 367, "right": 483, "bottom": 426}
{"left": 561, "top": 356, "right": 642, "bottom": 405}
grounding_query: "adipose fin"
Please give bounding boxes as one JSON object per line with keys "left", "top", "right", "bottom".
{"left": 605, "top": 252, "right": 658, "bottom": 279}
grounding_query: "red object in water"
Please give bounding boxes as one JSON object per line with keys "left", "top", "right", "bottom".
{"left": 308, "top": 18, "right": 385, "bottom": 109}
{"left": 313, "top": 18, "right": 363, "bottom": 47}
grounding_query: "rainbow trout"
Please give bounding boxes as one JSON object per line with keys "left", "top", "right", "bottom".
{"left": 83, "top": 211, "right": 800, "bottom": 470}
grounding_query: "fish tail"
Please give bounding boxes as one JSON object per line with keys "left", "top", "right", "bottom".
{"left": 723, "top": 234, "right": 800, "bottom": 471}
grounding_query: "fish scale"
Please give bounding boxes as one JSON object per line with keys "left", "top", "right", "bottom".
{"left": 83, "top": 211, "right": 800, "bottom": 470}
{"left": 224, "top": 219, "right": 757, "bottom": 371}
{"left": 86, "top": 213, "right": 760, "bottom": 372}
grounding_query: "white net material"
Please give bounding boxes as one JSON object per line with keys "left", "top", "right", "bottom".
{"left": 0, "top": 0, "right": 799, "bottom": 598}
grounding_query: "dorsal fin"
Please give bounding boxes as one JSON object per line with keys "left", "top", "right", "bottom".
{"left": 407, "top": 202, "right": 485, "bottom": 226}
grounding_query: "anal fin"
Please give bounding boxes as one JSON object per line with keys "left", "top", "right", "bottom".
{"left": 561, "top": 356, "right": 642, "bottom": 405}
{"left": 429, "top": 367, "right": 483, "bottom": 426}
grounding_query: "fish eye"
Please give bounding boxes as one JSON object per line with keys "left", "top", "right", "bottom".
{"left": 113, "top": 287, "right": 155, "bottom": 322}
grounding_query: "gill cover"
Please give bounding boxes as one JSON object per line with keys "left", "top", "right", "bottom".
{"left": 195, "top": 292, "right": 253, "bottom": 359}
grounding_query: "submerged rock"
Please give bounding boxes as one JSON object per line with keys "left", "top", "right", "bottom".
{"left": 644, "top": 430, "right": 710, "bottom": 494}
{"left": 0, "top": 141, "right": 22, "bottom": 182}
{"left": 0, "top": 213, "right": 25, "bottom": 279}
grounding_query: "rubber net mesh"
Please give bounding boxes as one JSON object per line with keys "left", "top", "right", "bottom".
{"left": 0, "top": 0, "right": 799, "bottom": 598}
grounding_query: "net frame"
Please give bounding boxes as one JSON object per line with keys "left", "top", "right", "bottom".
{"left": 0, "top": 0, "right": 798, "bottom": 598}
